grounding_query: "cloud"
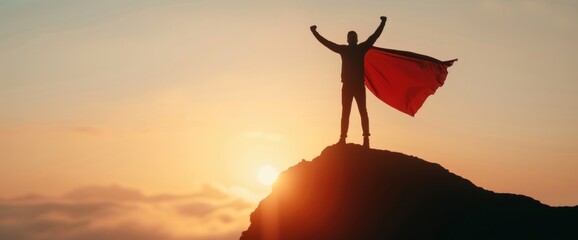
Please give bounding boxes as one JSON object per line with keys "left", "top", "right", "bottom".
{"left": 178, "top": 202, "right": 217, "bottom": 218}
{"left": 69, "top": 126, "right": 107, "bottom": 136}
{"left": 63, "top": 185, "right": 145, "bottom": 202}
{"left": 0, "top": 184, "right": 257, "bottom": 240}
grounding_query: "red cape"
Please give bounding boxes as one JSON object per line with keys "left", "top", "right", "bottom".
{"left": 364, "top": 47, "right": 457, "bottom": 116}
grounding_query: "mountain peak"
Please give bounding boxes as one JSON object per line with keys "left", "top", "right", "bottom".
{"left": 240, "top": 144, "right": 577, "bottom": 240}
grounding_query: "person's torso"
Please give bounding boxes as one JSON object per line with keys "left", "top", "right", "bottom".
{"left": 340, "top": 44, "right": 369, "bottom": 85}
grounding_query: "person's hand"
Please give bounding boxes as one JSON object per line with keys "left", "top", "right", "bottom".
{"left": 380, "top": 16, "right": 387, "bottom": 22}
{"left": 310, "top": 25, "right": 317, "bottom": 31}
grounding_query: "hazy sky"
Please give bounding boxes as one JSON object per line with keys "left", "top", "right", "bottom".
{"left": 1, "top": 0, "right": 577, "bottom": 239}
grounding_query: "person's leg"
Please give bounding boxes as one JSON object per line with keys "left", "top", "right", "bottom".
{"left": 340, "top": 85, "right": 354, "bottom": 143}
{"left": 353, "top": 86, "right": 370, "bottom": 147}
{"left": 354, "top": 86, "right": 370, "bottom": 137}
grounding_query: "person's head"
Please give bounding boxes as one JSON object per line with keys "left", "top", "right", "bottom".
{"left": 347, "top": 31, "right": 358, "bottom": 45}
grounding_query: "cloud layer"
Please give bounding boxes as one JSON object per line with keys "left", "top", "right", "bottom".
{"left": 0, "top": 184, "right": 256, "bottom": 240}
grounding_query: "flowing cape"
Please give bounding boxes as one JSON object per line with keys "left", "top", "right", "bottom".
{"left": 364, "top": 47, "right": 457, "bottom": 116}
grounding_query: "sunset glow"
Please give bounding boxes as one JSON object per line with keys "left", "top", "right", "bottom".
{"left": 1, "top": 0, "right": 577, "bottom": 239}
{"left": 258, "top": 166, "right": 279, "bottom": 186}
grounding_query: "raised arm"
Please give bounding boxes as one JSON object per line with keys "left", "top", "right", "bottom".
{"left": 362, "top": 16, "right": 387, "bottom": 47}
{"left": 310, "top": 25, "right": 342, "bottom": 53}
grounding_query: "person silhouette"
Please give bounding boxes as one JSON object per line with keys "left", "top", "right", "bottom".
{"left": 311, "top": 16, "right": 386, "bottom": 148}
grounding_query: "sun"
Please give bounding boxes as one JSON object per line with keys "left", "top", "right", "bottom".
{"left": 257, "top": 165, "right": 279, "bottom": 186}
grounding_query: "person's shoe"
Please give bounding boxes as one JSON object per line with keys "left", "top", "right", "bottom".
{"left": 363, "top": 137, "right": 370, "bottom": 149}
{"left": 337, "top": 137, "right": 346, "bottom": 145}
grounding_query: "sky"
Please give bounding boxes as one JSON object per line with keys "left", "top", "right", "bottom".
{"left": 1, "top": 0, "right": 577, "bottom": 239}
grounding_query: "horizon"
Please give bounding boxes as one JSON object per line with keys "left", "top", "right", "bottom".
{"left": 1, "top": 0, "right": 577, "bottom": 239}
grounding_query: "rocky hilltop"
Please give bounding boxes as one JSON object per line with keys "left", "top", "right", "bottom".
{"left": 240, "top": 144, "right": 578, "bottom": 240}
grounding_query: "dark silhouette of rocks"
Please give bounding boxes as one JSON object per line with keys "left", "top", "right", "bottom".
{"left": 240, "top": 144, "right": 578, "bottom": 240}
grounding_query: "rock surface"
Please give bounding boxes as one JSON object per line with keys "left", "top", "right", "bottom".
{"left": 240, "top": 144, "right": 578, "bottom": 240}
